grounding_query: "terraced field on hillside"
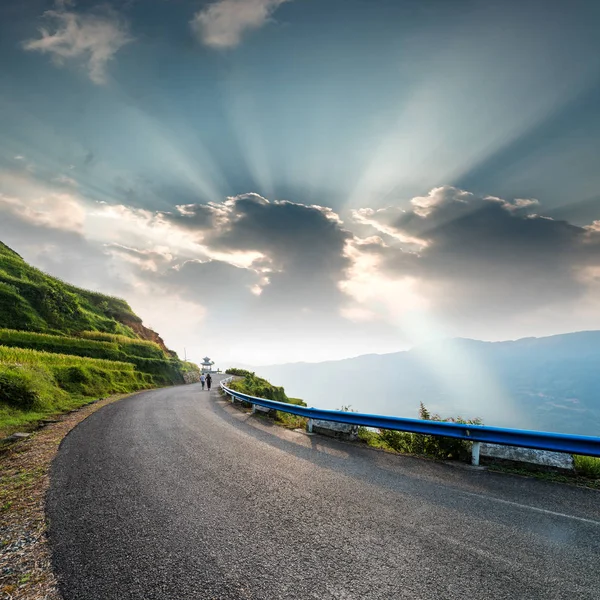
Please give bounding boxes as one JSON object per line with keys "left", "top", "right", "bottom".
{"left": 0, "top": 241, "right": 199, "bottom": 436}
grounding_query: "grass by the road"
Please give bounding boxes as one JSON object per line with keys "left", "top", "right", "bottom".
{"left": 1, "top": 394, "right": 106, "bottom": 440}
{"left": 0, "top": 346, "right": 156, "bottom": 439}
{"left": 359, "top": 426, "right": 600, "bottom": 488}
{"left": 0, "top": 393, "right": 132, "bottom": 599}
{"left": 574, "top": 454, "right": 600, "bottom": 478}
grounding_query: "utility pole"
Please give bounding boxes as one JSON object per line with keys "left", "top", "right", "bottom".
{"left": 184, "top": 347, "right": 187, "bottom": 361}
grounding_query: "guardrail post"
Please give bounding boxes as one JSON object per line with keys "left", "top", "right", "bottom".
{"left": 472, "top": 441, "right": 481, "bottom": 466}
{"left": 307, "top": 419, "right": 313, "bottom": 434}
{"left": 252, "top": 404, "right": 257, "bottom": 414}
{"left": 230, "top": 393, "right": 235, "bottom": 403}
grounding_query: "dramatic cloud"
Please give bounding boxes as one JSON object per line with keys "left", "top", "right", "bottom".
{"left": 191, "top": 0, "right": 289, "bottom": 48}
{"left": 160, "top": 193, "right": 352, "bottom": 312}
{"left": 352, "top": 187, "right": 543, "bottom": 248}
{"left": 352, "top": 207, "right": 426, "bottom": 247}
{"left": 106, "top": 192, "right": 359, "bottom": 359}
{"left": 23, "top": 7, "right": 133, "bottom": 84}
{"left": 587, "top": 221, "right": 600, "bottom": 233}
{"left": 0, "top": 191, "right": 85, "bottom": 232}
{"left": 162, "top": 259, "right": 262, "bottom": 306}
{"left": 346, "top": 186, "right": 600, "bottom": 338}
{"left": 3, "top": 169, "right": 600, "bottom": 363}
{"left": 157, "top": 202, "right": 226, "bottom": 233}
{"left": 108, "top": 244, "right": 175, "bottom": 272}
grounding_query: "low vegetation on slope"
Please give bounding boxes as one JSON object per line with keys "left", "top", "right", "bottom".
{"left": 225, "top": 369, "right": 307, "bottom": 429}
{"left": 0, "top": 329, "right": 164, "bottom": 360}
{"left": 77, "top": 331, "right": 171, "bottom": 357}
{"left": 0, "top": 347, "right": 153, "bottom": 433}
{"left": 0, "top": 241, "right": 163, "bottom": 344}
{"left": 0, "top": 241, "right": 200, "bottom": 435}
{"left": 0, "top": 328, "right": 189, "bottom": 386}
{"left": 357, "top": 403, "right": 483, "bottom": 461}
{"left": 226, "top": 369, "right": 290, "bottom": 402}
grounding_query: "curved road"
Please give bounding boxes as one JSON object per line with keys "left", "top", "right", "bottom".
{"left": 48, "top": 377, "right": 600, "bottom": 599}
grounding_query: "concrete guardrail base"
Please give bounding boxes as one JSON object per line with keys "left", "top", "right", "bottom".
{"left": 311, "top": 419, "right": 358, "bottom": 441}
{"left": 480, "top": 443, "right": 574, "bottom": 470}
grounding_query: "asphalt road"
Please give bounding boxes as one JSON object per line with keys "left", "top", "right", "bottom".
{"left": 48, "top": 376, "right": 600, "bottom": 600}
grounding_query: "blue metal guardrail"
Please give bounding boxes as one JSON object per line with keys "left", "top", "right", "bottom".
{"left": 220, "top": 378, "right": 600, "bottom": 464}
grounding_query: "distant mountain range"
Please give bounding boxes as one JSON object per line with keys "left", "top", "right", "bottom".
{"left": 253, "top": 332, "right": 600, "bottom": 436}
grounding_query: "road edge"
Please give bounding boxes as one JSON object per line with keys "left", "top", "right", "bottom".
{"left": 0, "top": 392, "right": 142, "bottom": 599}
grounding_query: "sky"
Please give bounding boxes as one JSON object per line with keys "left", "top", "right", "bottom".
{"left": 1, "top": 0, "right": 600, "bottom": 367}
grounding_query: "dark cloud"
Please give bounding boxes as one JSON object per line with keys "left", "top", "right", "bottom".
{"left": 161, "top": 193, "right": 353, "bottom": 312}
{"left": 107, "top": 244, "right": 174, "bottom": 272}
{"left": 359, "top": 186, "right": 600, "bottom": 320}
{"left": 137, "top": 188, "right": 600, "bottom": 345}
{"left": 159, "top": 202, "right": 222, "bottom": 232}
{"left": 212, "top": 194, "right": 349, "bottom": 270}
{"left": 120, "top": 193, "right": 366, "bottom": 357}
{"left": 162, "top": 259, "right": 260, "bottom": 308}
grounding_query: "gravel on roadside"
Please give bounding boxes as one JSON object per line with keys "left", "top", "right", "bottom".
{"left": 0, "top": 394, "right": 131, "bottom": 600}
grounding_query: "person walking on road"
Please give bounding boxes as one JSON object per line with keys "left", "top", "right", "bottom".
{"left": 206, "top": 373, "right": 212, "bottom": 391}
{"left": 200, "top": 374, "right": 206, "bottom": 390}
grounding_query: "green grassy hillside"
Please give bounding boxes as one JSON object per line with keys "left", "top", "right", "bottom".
{"left": 0, "top": 241, "right": 200, "bottom": 435}
{"left": 225, "top": 369, "right": 307, "bottom": 429}
{"left": 0, "top": 329, "right": 164, "bottom": 360}
{"left": 0, "top": 328, "right": 188, "bottom": 387}
{"left": 0, "top": 242, "right": 165, "bottom": 345}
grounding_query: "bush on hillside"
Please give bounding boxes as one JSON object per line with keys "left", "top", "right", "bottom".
{"left": 0, "top": 361, "right": 153, "bottom": 436}
{"left": 78, "top": 331, "right": 139, "bottom": 343}
{"left": 228, "top": 372, "right": 288, "bottom": 403}
{"left": 80, "top": 333, "right": 166, "bottom": 359}
{"left": 52, "top": 364, "right": 152, "bottom": 396}
{"left": 375, "top": 403, "right": 482, "bottom": 461}
{"left": 0, "top": 346, "right": 153, "bottom": 406}
{"left": 128, "top": 357, "right": 185, "bottom": 386}
{"left": 0, "top": 368, "right": 43, "bottom": 409}
{"left": 0, "top": 329, "right": 123, "bottom": 361}
{"left": 0, "top": 282, "right": 47, "bottom": 331}
{"left": 0, "top": 364, "right": 69, "bottom": 410}
{"left": 573, "top": 455, "right": 600, "bottom": 479}
{"left": 0, "top": 358, "right": 151, "bottom": 414}
{"left": 25, "top": 282, "right": 82, "bottom": 329}
{"left": 225, "top": 368, "right": 254, "bottom": 377}
{"left": 119, "top": 341, "right": 165, "bottom": 359}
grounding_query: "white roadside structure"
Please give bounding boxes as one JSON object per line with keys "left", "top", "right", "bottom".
{"left": 201, "top": 356, "right": 215, "bottom": 373}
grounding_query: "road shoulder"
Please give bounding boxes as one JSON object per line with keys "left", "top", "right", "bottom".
{"left": 0, "top": 393, "right": 134, "bottom": 599}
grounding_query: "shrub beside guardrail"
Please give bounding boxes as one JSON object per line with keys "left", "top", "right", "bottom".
{"left": 220, "top": 378, "right": 600, "bottom": 465}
